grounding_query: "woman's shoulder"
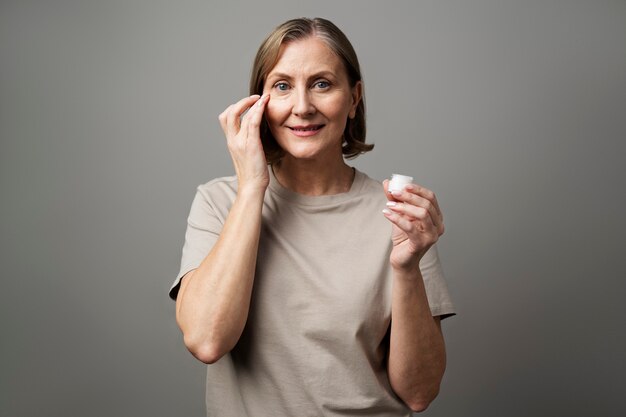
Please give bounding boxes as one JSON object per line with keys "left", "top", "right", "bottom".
{"left": 194, "top": 175, "right": 238, "bottom": 205}
{"left": 355, "top": 169, "right": 385, "bottom": 196}
{"left": 197, "top": 175, "right": 238, "bottom": 191}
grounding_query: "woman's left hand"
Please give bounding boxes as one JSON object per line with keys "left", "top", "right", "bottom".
{"left": 382, "top": 180, "right": 445, "bottom": 272}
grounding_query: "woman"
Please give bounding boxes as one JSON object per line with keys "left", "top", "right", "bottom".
{"left": 170, "top": 17, "right": 455, "bottom": 416}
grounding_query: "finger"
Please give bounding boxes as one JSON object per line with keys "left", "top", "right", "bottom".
{"left": 390, "top": 185, "right": 442, "bottom": 223}
{"left": 405, "top": 184, "right": 442, "bottom": 216}
{"left": 241, "top": 94, "right": 269, "bottom": 136}
{"left": 388, "top": 189, "right": 441, "bottom": 228}
{"left": 382, "top": 208, "right": 434, "bottom": 236}
{"left": 382, "top": 179, "right": 395, "bottom": 202}
{"left": 221, "top": 95, "right": 261, "bottom": 137}
{"left": 218, "top": 104, "right": 232, "bottom": 132}
{"left": 228, "top": 95, "right": 261, "bottom": 137}
{"left": 385, "top": 201, "right": 441, "bottom": 236}
{"left": 384, "top": 180, "right": 442, "bottom": 234}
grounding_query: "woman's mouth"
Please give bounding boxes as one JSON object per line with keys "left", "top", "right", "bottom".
{"left": 288, "top": 124, "right": 325, "bottom": 137}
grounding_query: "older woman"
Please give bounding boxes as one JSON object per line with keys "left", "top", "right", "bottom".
{"left": 170, "top": 17, "right": 455, "bottom": 416}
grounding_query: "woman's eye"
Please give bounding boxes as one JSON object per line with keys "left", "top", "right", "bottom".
{"left": 274, "top": 82, "right": 289, "bottom": 91}
{"left": 315, "top": 81, "right": 330, "bottom": 89}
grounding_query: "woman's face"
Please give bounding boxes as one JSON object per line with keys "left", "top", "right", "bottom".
{"left": 263, "top": 37, "right": 361, "bottom": 163}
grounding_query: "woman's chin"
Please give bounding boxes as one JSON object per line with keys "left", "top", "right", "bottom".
{"left": 283, "top": 146, "right": 342, "bottom": 162}
{"left": 276, "top": 138, "right": 344, "bottom": 162}
{"left": 279, "top": 143, "right": 326, "bottom": 161}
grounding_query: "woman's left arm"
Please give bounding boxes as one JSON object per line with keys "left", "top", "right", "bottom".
{"left": 381, "top": 181, "right": 447, "bottom": 413}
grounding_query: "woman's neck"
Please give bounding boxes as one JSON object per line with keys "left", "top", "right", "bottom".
{"left": 272, "top": 156, "right": 355, "bottom": 196}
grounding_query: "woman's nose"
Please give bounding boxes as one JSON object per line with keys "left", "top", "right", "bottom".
{"left": 291, "top": 89, "right": 315, "bottom": 117}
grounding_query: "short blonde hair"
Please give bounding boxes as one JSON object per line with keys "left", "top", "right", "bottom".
{"left": 250, "top": 17, "right": 373, "bottom": 164}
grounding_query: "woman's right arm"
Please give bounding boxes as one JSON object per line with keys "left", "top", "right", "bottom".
{"left": 175, "top": 94, "right": 270, "bottom": 364}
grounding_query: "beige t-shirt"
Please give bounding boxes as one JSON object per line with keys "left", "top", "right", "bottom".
{"left": 170, "top": 168, "right": 455, "bottom": 417}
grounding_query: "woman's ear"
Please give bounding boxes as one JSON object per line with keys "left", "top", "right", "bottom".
{"left": 349, "top": 81, "right": 363, "bottom": 119}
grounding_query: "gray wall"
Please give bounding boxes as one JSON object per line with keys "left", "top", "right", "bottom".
{"left": 1, "top": 1, "right": 624, "bottom": 416}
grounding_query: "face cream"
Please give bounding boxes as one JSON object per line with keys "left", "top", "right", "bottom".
{"left": 388, "top": 174, "right": 413, "bottom": 193}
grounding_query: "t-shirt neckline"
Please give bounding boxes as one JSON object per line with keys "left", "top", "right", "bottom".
{"left": 268, "top": 165, "right": 366, "bottom": 207}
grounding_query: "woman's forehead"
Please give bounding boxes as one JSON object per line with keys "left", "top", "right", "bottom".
{"left": 267, "top": 37, "right": 345, "bottom": 80}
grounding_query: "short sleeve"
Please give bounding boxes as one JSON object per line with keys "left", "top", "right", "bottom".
{"left": 168, "top": 186, "right": 224, "bottom": 300}
{"left": 419, "top": 243, "right": 456, "bottom": 319}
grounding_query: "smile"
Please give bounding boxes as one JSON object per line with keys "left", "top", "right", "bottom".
{"left": 287, "top": 124, "right": 325, "bottom": 137}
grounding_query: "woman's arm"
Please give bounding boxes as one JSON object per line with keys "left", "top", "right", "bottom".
{"left": 175, "top": 94, "right": 270, "bottom": 364}
{"left": 382, "top": 181, "right": 447, "bottom": 412}
{"left": 387, "top": 267, "right": 446, "bottom": 412}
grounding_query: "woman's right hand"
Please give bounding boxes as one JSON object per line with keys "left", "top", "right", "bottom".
{"left": 218, "top": 94, "right": 270, "bottom": 193}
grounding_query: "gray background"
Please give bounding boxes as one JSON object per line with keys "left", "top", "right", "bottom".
{"left": 1, "top": 0, "right": 625, "bottom": 416}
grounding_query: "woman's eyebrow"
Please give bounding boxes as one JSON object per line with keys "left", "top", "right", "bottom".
{"left": 266, "top": 71, "right": 336, "bottom": 82}
{"left": 266, "top": 72, "right": 291, "bottom": 82}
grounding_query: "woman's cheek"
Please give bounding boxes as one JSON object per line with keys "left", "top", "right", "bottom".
{"left": 264, "top": 101, "right": 276, "bottom": 125}
{"left": 264, "top": 98, "right": 287, "bottom": 125}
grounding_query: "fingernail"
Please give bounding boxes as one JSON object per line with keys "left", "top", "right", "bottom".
{"left": 386, "top": 201, "right": 397, "bottom": 207}
{"left": 382, "top": 208, "right": 392, "bottom": 215}
{"left": 257, "top": 95, "right": 265, "bottom": 106}
{"left": 391, "top": 190, "right": 402, "bottom": 196}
